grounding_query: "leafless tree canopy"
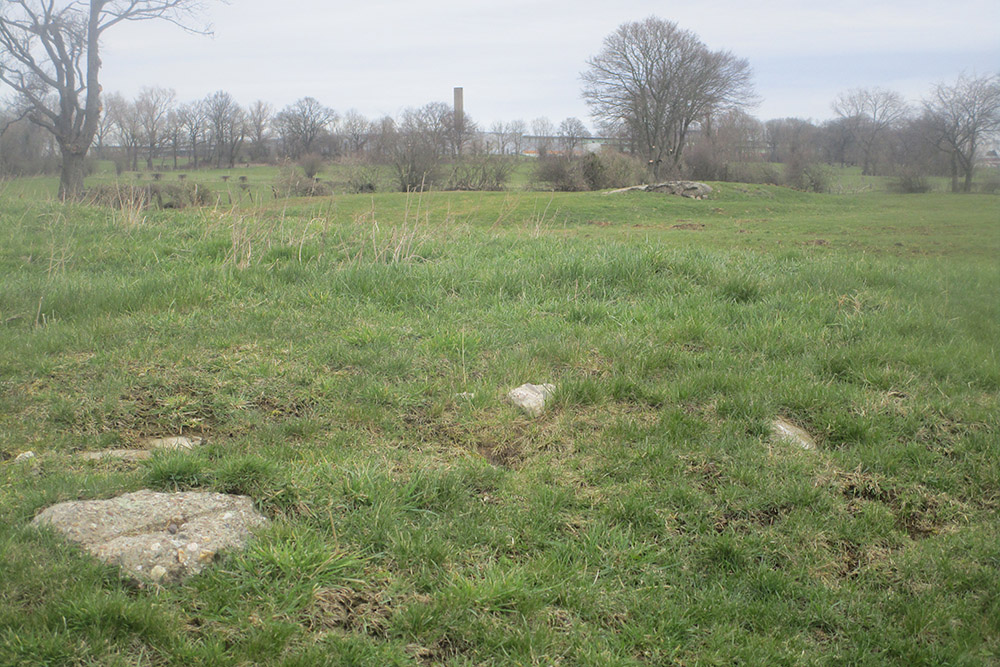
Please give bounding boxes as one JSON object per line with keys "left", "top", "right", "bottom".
{"left": 832, "top": 87, "right": 909, "bottom": 175}
{"left": 923, "top": 72, "right": 1000, "bottom": 193}
{"left": 274, "top": 97, "right": 337, "bottom": 159}
{"left": 0, "top": 0, "right": 211, "bottom": 198}
{"left": 582, "top": 16, "right": 755, "bottom": 179}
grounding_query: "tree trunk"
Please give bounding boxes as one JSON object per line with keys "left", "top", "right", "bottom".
{"left": 963, "top": 167, "right": 974, "bottom": 193}
{"left": 59, "top": 149, "right": 87, "bottom": 201}
{"left": 950, "top": 155, "right": 960, "bottom": 193}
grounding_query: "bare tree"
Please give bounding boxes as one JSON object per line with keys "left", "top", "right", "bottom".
{"left": 105, "top": 92, "right": 141, "bottom": 171}
{"left": 136, "top": 86, "right": 176, "bottom": 169}
{"left": 204, "top": 90, "right": 245, "bottom": 168}
{"left": 246, "top": 100, "right": 272, "bottom": 163}
{"left": 507, "top": 119, "right": 527, "bottom": 156}
{"left": 558, "top": 117, "right": 589, "bottom": 155}
{"left": 924, "top": 72, "right": 1000, "bottom": 193}
{"left": 489, "top": 120, "right": 510, "bottom": 155}
{"left": 531, "top": 116, "right": 554, "bottom": 157}
{"left": 274, "top": 97, "right": 336, "bottom": 158}
{"left": 582, "top": 16, "right": 755, "bottom": 179}
{"left": 0, "top": 0, "right": 212, "bottom": 199}
{"left": 340, "top": 109, "right": 370, "bottom": 156}
{"left": 832, "top": 87, "right": 908, "bottom": 176}
{"left": 176, "top": 100, "right": 208, "bottom": 168}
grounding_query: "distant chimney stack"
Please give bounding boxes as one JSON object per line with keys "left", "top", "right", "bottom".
{"left": 454, "top": 87, "right": 464, "bottom": 151}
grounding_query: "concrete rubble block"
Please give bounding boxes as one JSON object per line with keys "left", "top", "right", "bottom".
{"left": 506, "top": 383, "right": 556, "bottom": 417}
{"left": 32, "top": 490, "right": 267, "bottom": 582}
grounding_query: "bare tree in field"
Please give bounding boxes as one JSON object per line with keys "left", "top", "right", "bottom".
{"left": 489, "top": 120, "right": 510, "bottom": 155}
{"left": 136, "top": 86, "right": 176, "bottom": 169}
{"left": 246, "top": 100, "right": 273, "bottom": 163}
{"left": 531, "top": 117, "right": 554, "bottom": 157}
{"left": 176, "top": 100, "right": 208, "bottom": 168}
{"left": 274, "top": 97, "right": 336, "bottom": 158}
{"left": 832, "top": 87, "right": 908, "bottom": 176}
{"left": 204, "top": 90, "right": 246, "bottom": 168}
{"left": 924, "top": 72, "right": 1000, "bottom": 193}
{"left": 0, "top": 0, "right": 212, "bottom": 199}
{"left": 582, "top": 16, "right": 755, "bottom": 179}
{"left": 105, "top": 92, "right": 141, "bottom": 171}
{"left": 508, "top": 119, "right": 527, "bottom": 156}
{"left": 340, "top": 109, "right": 371, "bottom": 156}
{"left": 558, "top": 117, "right": 589, "bottom": 156}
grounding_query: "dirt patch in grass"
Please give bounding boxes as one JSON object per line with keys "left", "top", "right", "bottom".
{"left": 671, "top": 222, "right": 706, "bottom": 230}
{"left": 838, "top": 466, "right": 949, "bottom": 539}
{"left": 302, "top": 586, "right": 393, "bottom": 637}
{"left": 713, "top": 504, "right": 792, "bottom": 534}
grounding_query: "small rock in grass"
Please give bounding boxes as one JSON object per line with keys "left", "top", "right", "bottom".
{"left": 507, "top": 383, "right": 556, "bottom": 417}
{"left": 455, "top": 392, "right": 475, "bottom": 401}
{"left": 13, "top": 451, "right": 36, "bottom": 463}
{"left": 771, "top": 417, "right": 816, "bottom": 450}
{"left": 32, "top": 490, "right": 267, "bottom": 583}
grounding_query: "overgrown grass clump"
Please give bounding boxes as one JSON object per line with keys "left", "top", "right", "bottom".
{"left": 1, "top": 184, "right": 998, "bottom": 665}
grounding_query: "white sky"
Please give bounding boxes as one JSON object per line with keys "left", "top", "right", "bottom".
{"left": 96, "top": 0, "right": 1000, "bottom": 130}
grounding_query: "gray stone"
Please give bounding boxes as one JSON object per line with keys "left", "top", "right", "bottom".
{"left": 32, "top": 490, "right": 267, "bottom": 582}
{"left": 455, "top": 392, "right": 475, "bottom": 401}
{"left": 13, "top": 451, "right": 36, "bottom": 463}
{"left": 771, "top": 417, "right": 816, "bottom": 450}
{"left": 507, "top": 383, "right": 556, "bottom": 417}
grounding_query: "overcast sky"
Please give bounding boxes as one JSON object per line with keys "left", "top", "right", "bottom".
{"left": 99, "top": 0, "right": 1000, "bottom": 131}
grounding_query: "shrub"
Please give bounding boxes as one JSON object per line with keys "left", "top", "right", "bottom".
{"left": 784, "top": 160, "right": 830, "bottom": 193}
{"left": 534, "top": 157, "right": 587, "bottom": 191}
{"left": 85, "top": 182, "right": 214, "bottom": 209}
{"left": 273, "top": 166, "right": 333, "bottom": 198}
{"left": 445, "top": 155, "right": 517, "bottom": 191}
{"left": 298, "top": 153, "right": 325, "bottom": 179}
{"left": 888, "top": 169, "right": 932, "bottom": 194}
{"left": 581, "top": 150, "right": 646, "bottom": 189}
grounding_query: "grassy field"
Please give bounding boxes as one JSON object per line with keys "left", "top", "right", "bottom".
{"left": 1, "top": 182, "right": 998, "bottom": 665}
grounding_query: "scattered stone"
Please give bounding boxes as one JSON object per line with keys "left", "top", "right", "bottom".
{"left": 771, "top": 417, "right": 816, "bottom": 450}
{"left": 455, "top": 392, "right": 475, "bottom": 400}
{"left": 32, "top": 490, "right": 267, "bottom": 582}
{"left": 13, "top": 451, "right": 36, "bottom": 463}
{"left": 605, "top": 181, "right": 713, "bottom": 199}
{"left": 507, "top": 383, "right": 556, "bottom": 417}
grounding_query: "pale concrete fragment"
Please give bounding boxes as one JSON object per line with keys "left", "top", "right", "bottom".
{"left": 771, "top": 417, "right": 816, "bottom": 450}
{"left": 32, "top": 490, "right": 267, "bottom": 582}
{"left": 507, "top": 383, "right": 556, "bottom": 417}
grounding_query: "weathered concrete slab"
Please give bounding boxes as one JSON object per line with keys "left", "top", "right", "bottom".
{"left": 32, "top": 490, "right": 267, "bottom": 582}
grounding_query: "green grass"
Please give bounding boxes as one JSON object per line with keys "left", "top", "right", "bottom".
{"left": 1, "top": 183, "right": 998, "bottom": 665}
